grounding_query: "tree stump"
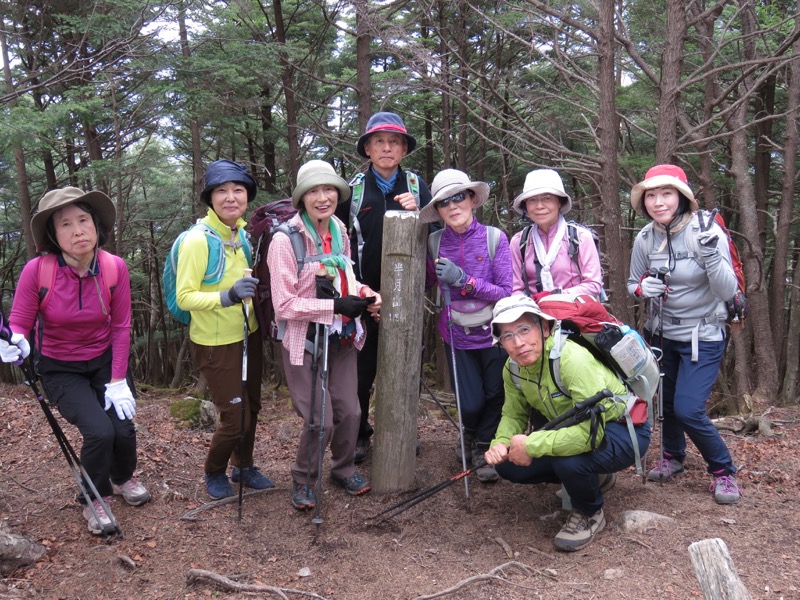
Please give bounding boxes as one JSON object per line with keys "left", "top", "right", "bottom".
{"left": 372, "top": 211, "right": 427, "bottom": 494}
{"left": 688, "top": 538, "right": 752, "bottom": 600}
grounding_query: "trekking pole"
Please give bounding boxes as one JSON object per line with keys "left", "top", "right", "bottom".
{"left": 438, "top": 279, "right": 470, "bottom": 507}
{"left": 305, "top": 324, "right": 320, "bottom": 517}
{"left": 367, "top": 389, "right": 613, "bottom": 522}
{"left": 237, "top": 268, "right": 252, "bottom": 522}
{"left": 647, "top": 266, "right": 669, "bottom": 485}
{"left": 312, "top": 325, "right": 330, "bottom": 538}
{"left": 0, "top": 311, "right": 122, "bottom": 542}
{"left": 419, "top": 344, "right": 459, "bottom": 430}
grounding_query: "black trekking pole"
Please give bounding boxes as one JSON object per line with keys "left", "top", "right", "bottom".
{"left": 305, "top": 323, "right": 320, "bottom": 518}
{"left": 237, "top": 268, "right": 253, "bottom": 522}
{"left": 312, "top": 325, "right": 330, "bottom": 538}
{"left": 647, "top": 267, "right": 670, "bottom": 485}
{"left": 366, "top": 389, "right": 614, "bottom": 522}
{"left": 0, "top": 311, "right": 122, "bottom": 541}
{"left": 439, "top": 279, "right": 470, "bottom": 507}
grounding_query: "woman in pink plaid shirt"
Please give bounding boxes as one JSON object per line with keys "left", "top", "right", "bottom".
{"left": 267, "top": 160, "right": 381, "bottom": 511}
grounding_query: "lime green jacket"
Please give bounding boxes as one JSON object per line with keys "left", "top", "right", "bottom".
{"left": 176, "top": 209, "right": 258, "bottom": 346}
{"left": 491, "top": 334, "right": 627, "bottom": 458}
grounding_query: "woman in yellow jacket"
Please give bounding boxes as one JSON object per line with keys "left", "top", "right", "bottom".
{"left": 176, "top": 160, "right": 273, "bottom": 500}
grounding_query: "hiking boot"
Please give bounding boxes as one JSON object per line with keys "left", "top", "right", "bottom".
{"left": 111, "top": 477, "right": 152, "bottom": 506}
{"left": 646, "top": 458, "right": 685, "bottom": 482}
{"left": 556, "top": 472, "right": 616, "bottom": 500}
{"left": 472, "top": 444, "right": 498, "bottom": 483}
{"left": 82, "top": 497, "right": 115, "bottom": 535}
{"left": 291, "top": 481, "right": 316, "bottom": 511}
{"left": 354, "top": 437, "right": 371, "bottom": 464}
{"left": 231, "top": 466, "right": 275, "bottom": 490}
{"left": 710, "top": 475, "right": 742, "bottom": 505}
{"left": 330, "top": 472, "right": 371, "bottom": 496}
{"left": 553, "top": 508, "right": 606, "bottom": 552}
{"left": 204, "top": 471, "right": 234, "bottom": 500}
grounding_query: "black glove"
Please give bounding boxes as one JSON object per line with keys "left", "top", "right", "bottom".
{"left": 316, "top": 275, "right": 339, "bottom": 300}
{"left": 222, "top": 276, "right": 258, "bottom": 307}
{"left": 333, "top": 295, "right": 371, "bottom": 319}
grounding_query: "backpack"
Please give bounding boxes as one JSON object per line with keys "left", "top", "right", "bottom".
{"left": 519, "top": 221, "right": 608, "bottom": 301}
{"left": 348, "top": 170, "right": 421, "bottom": 275}
{"left": 163, "top": 221, "right": 252, "bottom": 325}
{"left": 427, "top": 226, "right": 502, "bottom": 332}
{"left": 508, "top": 293, "right": 659, "bottom": 475}
{"left": 247, "top": 199, "right": 329, "bottom": 341}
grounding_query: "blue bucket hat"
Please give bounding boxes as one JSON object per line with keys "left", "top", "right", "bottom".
{"left": 357, "top": 112, "right": 417, "bottom": 158}
{"left": 200, "top": 160, "right": 258, "bottom": 206}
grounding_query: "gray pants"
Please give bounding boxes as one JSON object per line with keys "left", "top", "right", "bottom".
{"left": 282, "top": 339, "right": 360, "bottom": 485}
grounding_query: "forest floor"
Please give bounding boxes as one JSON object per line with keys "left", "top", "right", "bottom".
{"left": 0, "top": 381, "right": 799, "bottom": 600}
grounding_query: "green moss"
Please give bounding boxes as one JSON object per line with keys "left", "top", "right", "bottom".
{"left": 169, "top": 398, "right": 203, "bottom": 427}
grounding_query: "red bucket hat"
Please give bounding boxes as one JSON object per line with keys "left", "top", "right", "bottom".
{"left": 630, "top": 164, "right": 698, "bottom": 215}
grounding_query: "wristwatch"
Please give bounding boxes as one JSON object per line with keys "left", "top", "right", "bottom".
{"left": 461, "top": 276, "right": 476, "bottom": 296}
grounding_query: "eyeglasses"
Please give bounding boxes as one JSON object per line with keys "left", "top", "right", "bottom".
{"left": 435, "top": 190, "right": 472, "bottom": 209}
{"left": 498, "top": 324, "right": 535, "bottom": 345}
{"left": 526, "top": 195, "right": 560, "bottom": 207}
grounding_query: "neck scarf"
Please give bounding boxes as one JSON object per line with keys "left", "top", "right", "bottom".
{"left": 531, "top": 217, "right": 568, "bottom": 291}
{"left": 372, "top": 167, "right": 398, "bottom": 196}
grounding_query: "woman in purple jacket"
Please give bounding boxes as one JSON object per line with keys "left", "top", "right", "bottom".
{"left": 0, "top": 187, "right": 150, "bottom": 536}
{"left": 419, "top": 169, "right": 512, "bottom": 483}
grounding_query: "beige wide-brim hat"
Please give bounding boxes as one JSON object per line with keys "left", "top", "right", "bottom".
{"left": 418, "top": 169, "right": 490, "bottom": 224}
{"left": 31, "top": 187, "right": 116, "bottom": 252}
{"left": 630, "top": 164, "right": 698, "bottom": 215}
{"left": 512, "top": 169, "right": 572, "bottom": 217}
{"left": 490, "top": 294, "right": 557, "bottom": 345}
{"left": 291, "top": 160, "right": 351, "bottom": 209}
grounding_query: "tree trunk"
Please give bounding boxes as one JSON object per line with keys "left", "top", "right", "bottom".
{"left": 780, "top": 254, "right": 800, "bottom": 405}
{"left": 0, "top": 523, "right": 46, "bottom": 575}
{"left": 688, "top": 538, "right": 752, "bottom": 600}
{"left": 596, "top": 0, "right": 629, "bottom": 322}
{"left": 178, "top": 8, "right": 204, "bottom": 212}
{"left": 354, "top": 0, "right": 372, "bottom": 132}
{"left": 654, "top": 0, "right": 686, "bottom": 163}
{"left": 273, "top": 0, "right": 300, "bottom": 182}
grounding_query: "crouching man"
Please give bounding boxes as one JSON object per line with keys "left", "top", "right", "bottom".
{"left": 484, "top": 295, "right": 651, "bottom": 552}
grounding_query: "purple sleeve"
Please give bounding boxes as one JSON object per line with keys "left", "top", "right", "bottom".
{"left": 109, "top": 256, "right": 132, "bottom": 380}
{"left": 472, "top": 231, "right": 513, "bottom": 301}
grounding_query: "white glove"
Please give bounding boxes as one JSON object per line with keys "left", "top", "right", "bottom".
{"left": 104, "top": 380, "right": 136, "bottom": 420}
{"left": 0, "top": 334, "right": 30, "bottom": 364}
{"left": 640, "top": 276, "right": 667, "bottom": 298}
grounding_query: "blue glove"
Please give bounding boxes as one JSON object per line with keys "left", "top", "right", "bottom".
{"left": 221, "top": 276, "right": 258, "bottom": 307}
{"left": 435, "top": 258, "right": 465, "bottom": 287}
{"left": 104, "top": 380, "right": 136, "bottom": 420}
{"left": 0, "top": 334, "right": 30, "bottom": 364}
{"left": 640, "top": 276, "right": 667, "bottom": 298}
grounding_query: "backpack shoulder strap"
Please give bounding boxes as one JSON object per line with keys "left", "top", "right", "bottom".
{"left": 273, "top": 224, "right": 309, "bottom": 277}
{"left": 37, "top": 254, "right": 58, "bottom": 311}
{"left": 547, "top": 329, "right": 572, "bottom": 398}
{"left": 507, "top": 360, "right": 523, "bottom": 390}
{"left": 428, "top": 228, "right": 444, "bottom": 260}
{"left": 405, "top": 170, "right": 421, "bottom": 206}
{"left": 566, "top": 221, "right": 580, "bottom": 259}
{"left": 348, "top": 172, "right": 366, "bottom": 231}
{"left": 486, "top": 226, "right": 502, "bottom": 261}
{"left": 96, "top": 250, "right": 119, "bottom": 304}
{"left": 519, "top": 225, "right": 534, "bottom": 296}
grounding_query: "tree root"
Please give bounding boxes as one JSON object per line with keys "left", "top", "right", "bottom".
{"left": 711, "top": 412, "right": 775, "bottom": 437}
{"left": 179, "top": 488, "right": 280, "bottom": 521}
{"left": 186, "top": 568, "right": 330, "bottom": 598}
{"left": 412, "top": 561, "right": 543, "bottom": 600}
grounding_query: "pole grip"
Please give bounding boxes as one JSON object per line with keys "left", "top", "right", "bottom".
{"left": 243, "top": 268, "right": 253, "bottom": 306}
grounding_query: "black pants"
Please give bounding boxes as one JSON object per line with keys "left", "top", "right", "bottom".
{"left": 356, "top": 316, "right": 379, "bottom": 439}
{"left": 38, "top": 349, "right": 137, "bottom": 499}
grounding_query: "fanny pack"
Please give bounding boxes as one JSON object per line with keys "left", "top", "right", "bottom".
{"left": 450, "top": 299, "right": 494, "bottom": 330}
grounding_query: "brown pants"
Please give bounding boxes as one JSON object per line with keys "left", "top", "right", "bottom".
{"left": 282, "top": 338, "right": 360, "bottom": 485}
{"left": 192, "top": 330, "right": 263, "bottom": 475}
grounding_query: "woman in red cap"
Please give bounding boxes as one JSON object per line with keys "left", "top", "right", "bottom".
{"left": 627, "top": 164, "right": 741, "bottom": 504}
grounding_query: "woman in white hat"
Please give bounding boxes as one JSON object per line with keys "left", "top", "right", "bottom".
{"left": 268, "top": 160, "right": 380, "bottom": 510}
{"left": 509, "top": 169, "right": 603, "bottom": 299}
{"left": 419, "top": 169, "right": 512, "bottom": 483}
{"left": 1, "top": 187, "right": 150, "bottom": 536}
{"left": 627, "top": 164, "right": 740, "bottom": 504}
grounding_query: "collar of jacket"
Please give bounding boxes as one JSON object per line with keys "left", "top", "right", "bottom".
{"left": 203, "top": 207, "right": 247, "bottom": 239}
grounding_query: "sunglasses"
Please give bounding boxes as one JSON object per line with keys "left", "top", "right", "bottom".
{"left": 435, "top": 190, "right": 473, "bottom": 209}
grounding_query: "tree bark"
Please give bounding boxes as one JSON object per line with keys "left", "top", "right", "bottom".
{"left": 0, "top": 524, "right": 46, "bottom": 576}
{"left": 688, "top": 538, "right": 752, "bottom": 600}
{"left": 654, "top": 0, "right": 686, "bottom": 163}
{"left": 354, "top": 0, "right": 372, "bottom": 132}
